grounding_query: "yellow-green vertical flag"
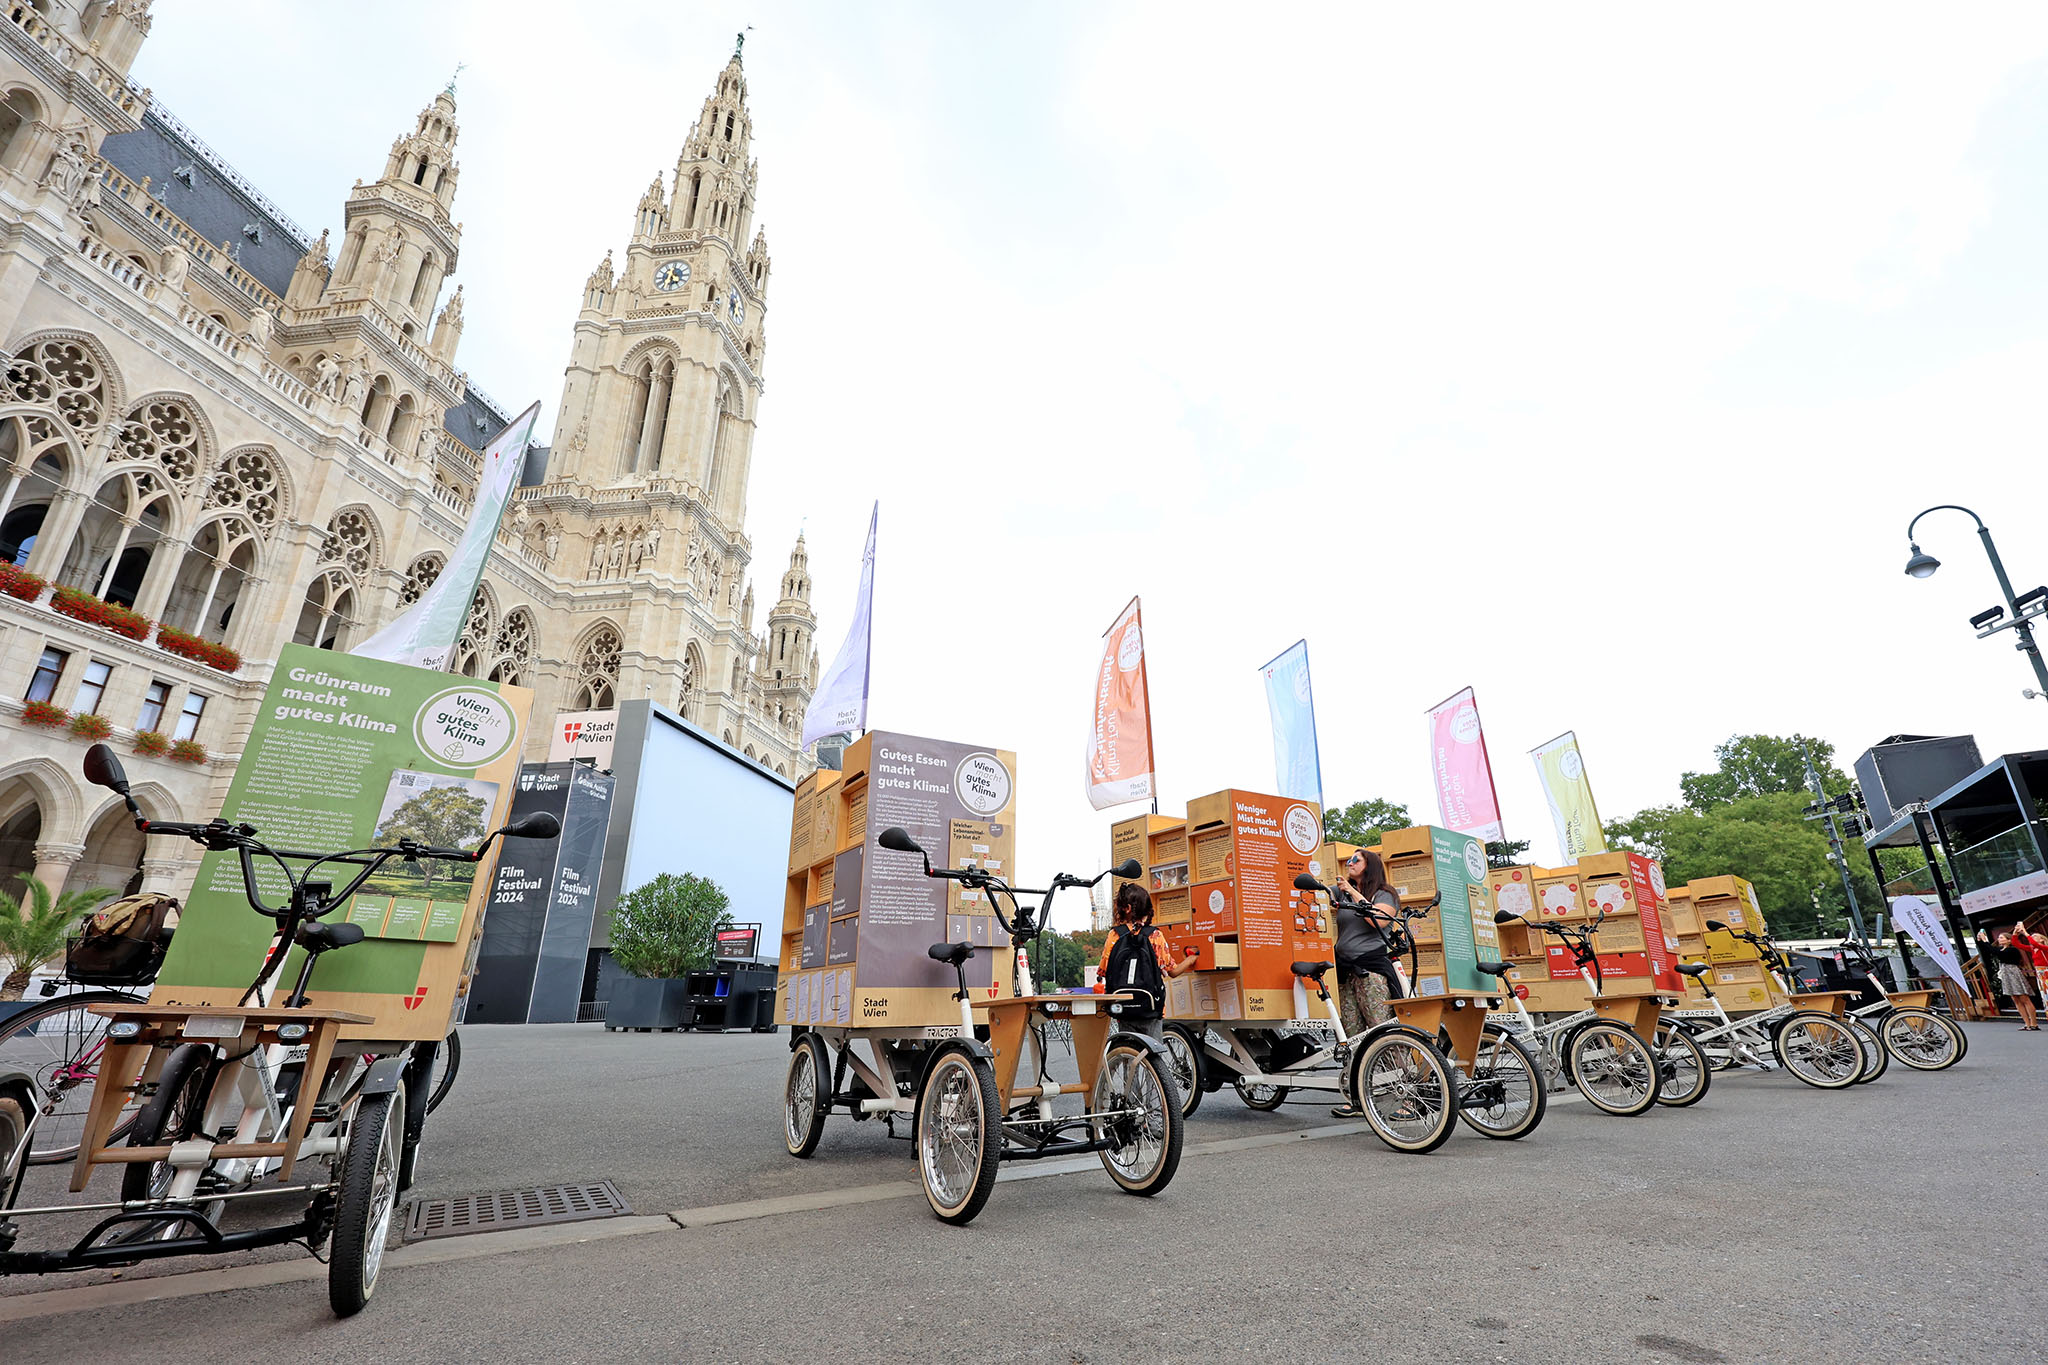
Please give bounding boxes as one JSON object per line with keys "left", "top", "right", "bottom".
{"left": 1529, "top": 730, "right": 1608, "bottom": 861}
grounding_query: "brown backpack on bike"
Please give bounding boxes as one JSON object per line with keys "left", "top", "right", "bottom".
{"left": 65, "top": 892, "right": 180, "bottom": 986}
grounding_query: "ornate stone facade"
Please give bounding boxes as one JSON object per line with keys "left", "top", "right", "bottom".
{"left": 0, "top": 8, "right": 814, "bottom": 907}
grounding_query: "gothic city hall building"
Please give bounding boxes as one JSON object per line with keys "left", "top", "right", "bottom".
{"left": 0, "top": 4, "right": 817, "bottom": 905}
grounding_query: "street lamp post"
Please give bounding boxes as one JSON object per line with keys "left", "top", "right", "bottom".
{"left": 1903, "top": 505, "right": 2048, "bottom": 696}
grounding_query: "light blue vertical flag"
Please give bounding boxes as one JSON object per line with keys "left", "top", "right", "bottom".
{"left": 1259, "top": 639, "right": 1323, "bottom": 806}
{"left": 802, "top": 502, "right": 876, "bottom": 748}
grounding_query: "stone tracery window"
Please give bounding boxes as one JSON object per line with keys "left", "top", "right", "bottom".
{"left": 205, "top": 448, "right": 282, "bottom": 534}
{"left": 8, "top": 338, "right": 108, "bottom": 434}
{"left": 488, "top": 607, "right": 535, "bottom": 685}
{"left": 398, "top": 553, "right": 443, "bottom": 606}
{"left": 574, "top": 624, "right": 622, "bottom": 709}
{"left": 113, "top": 399, "right": 202, "bottom": 491}
{"left": 316, "top": 507, "right": 375, "bottom": 578}
{"left": 451, "top": 584, "right": 495, "bottom": 677}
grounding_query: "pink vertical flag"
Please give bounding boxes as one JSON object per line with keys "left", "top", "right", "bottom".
{"left": 1426, "top": 686, "right": 1505, "bottom": 843}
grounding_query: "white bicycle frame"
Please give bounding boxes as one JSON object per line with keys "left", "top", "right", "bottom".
{"left": 1664, "top": 961, "right": 1806, "bottom": 1071}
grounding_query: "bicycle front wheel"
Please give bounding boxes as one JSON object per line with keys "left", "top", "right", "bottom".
{"left": 1569, "top": 1022, "right": 1662, "bottom": 1116}
{"left": 1093, "top": 1042, "right": 1184, "bottom": 1195}
{"left": 1653, "top": 1022, "right": 1712, "bottom": 1108}
{"left": 1773, "top": 1013, "right": 1864, "bottom": 1089}
{"left": 329, "top": 1087, "right": 405, "bottom": 1317}
{"left": 1881, "top": 1008, "right": 1962, "bottom": 1071}
{"left": 1455, "top": 1023, "right": 1546, "bottom": 1140}
{"left": 0, "top": 990, "right": 143, "bottom": 1164}
{"left": 1350, "top": 1031, "right": 1459, "bottom": 1153}
{"left": 1162, "top": 1024, "right": 1205, "bottom": 1118}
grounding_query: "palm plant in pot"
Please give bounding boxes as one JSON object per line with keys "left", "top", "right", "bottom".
{"left": 0, "top": 874, "right": 118, "bottom": 1000}
{"left": 605, "top": 872, "right": 732, "bottom": 1030}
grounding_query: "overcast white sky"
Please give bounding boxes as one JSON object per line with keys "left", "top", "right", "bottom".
{"left": 138, "top": 5, "right": 2048, "bottom": 927}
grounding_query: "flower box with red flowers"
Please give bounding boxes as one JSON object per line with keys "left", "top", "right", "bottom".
{"left": 20, "top": 700, "right": 69, "bottom": 729}
{"left": 0, "top": 562, "right": 45, "bottom": 602}
{"left": 50, "top": 586, "right": 150, "bottom": 641}
{"left": 68, "top": 712, "right": 112, "bottom": 741}
{"left": 154, "top": 624, "right": 241, "bottom": 674}
{"left": 169, "top": 739, "right": 207, "bottom": 765}
{"left": 132, "top": 729, "right": 170, "bottom": 757}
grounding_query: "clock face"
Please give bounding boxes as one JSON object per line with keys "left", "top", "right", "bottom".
{"left": 653, "top": 260, "right": 690, "bottom": 293}
{"left": 727, "top": 288, "right": 745, "bottom": 324}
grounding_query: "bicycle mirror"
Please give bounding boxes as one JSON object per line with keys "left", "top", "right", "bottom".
{"left": 878, "top": 827, "right": 925, "bottom": 856}
{"left": 83, "top": 743, "right": 131, "bottom": 794}
{"left": 1705, "top": 920, "right": 1728, "bottom": 932}
{"left": 1292, "top": 874, "right": 1324, "bottom": 892}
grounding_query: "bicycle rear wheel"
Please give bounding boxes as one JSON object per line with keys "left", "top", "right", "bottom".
{"left": 1881, "top": 1008, "right": 1962, "bottom": 1071}
{"left": 915, "top": 1047, "right": 1000, "bottom": 1224}
{"left": 1773, "top": 1013, "right": 1863, "bottom": 1088}
{"left": 0, "top": 990, "right": 142, "bottom": 1164}
{"left": 1350, "top": 1030, "right": 1459, "bottom": 1153}
{"left": 1653, "top": 1022, "right": 1711, "bottom": 1107}
{"left": 1162, "top": 1025, "right": 1205, "bottom": 1118}
{"left": 426, "top": 1029, "right": 460, "bottom": 1114}
{"left": 1845, "top": 1017, "right": 1887, "bottom": 1084}
{"left": 1455, "top": 1023, "right": 1546, "bottom": 1140}
{"left": 1569, "top": 1022, "right": 1662, "bottom": 1116}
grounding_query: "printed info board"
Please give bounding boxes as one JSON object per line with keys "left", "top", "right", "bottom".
{"left": 150, "top": 644, "right": 530, "bottom": 1041}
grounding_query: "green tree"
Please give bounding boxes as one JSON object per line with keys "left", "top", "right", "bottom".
{"left": 1070, "top": 927, "right": 1109, "bottom": 963}
{"left": 1610, "top": 791, "right": 1867, "bottom": 941}
{"left": 1324, "top": 797, "right": 1411, "bottom": 847}
{"left": 609, "top": 872, "right": 733, "bottom": 980}
{"left": 1026, "top": 931, "right": 1088, "bottom": 989}
{"left": 1486, "top": 837, "right": 1532, "bottom": 868}
{"left": 0, "top": 875, "right": 118, "bottom": 999}
{"left": 1679, "top": 734, "right": 1847, "bottom": 813}
{"left": 375, "top": 785, "right": 490, "bottom": 891}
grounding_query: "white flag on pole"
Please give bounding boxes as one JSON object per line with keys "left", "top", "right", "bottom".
{"left": 354, "top": 401, "right": 541, "bottom": 670}
{"left": 1888, "top": 895, "right": 1967, "bottom": 989}
{"left": 802, "top": 502, "right": 876, "bottom": 748}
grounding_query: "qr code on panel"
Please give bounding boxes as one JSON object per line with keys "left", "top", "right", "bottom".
{"left": 396, "top": 771, "right": 429, "bottom": 790}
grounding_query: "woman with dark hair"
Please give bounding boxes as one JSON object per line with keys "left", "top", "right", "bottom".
{"left": 1328, "top": 849, "right": 1406, "bottom": 1114}
{"left": 1098, "top": 882, "right": 1198, "bottom": 1039}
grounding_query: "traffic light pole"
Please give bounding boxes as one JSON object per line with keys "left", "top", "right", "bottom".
{"left": 1803, "top": 750, "right": 1872, "bottom": 950}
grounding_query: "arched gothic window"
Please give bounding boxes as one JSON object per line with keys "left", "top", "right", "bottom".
{"left": 293, "top": 568, "right": 357, "bottom": 650}
{"left": 574, "top": 624, "right": 622, "bottom": 710}
{"left": 450, "top": 585, "right": 495, "bottom": 677}
{"left": 112, "top": 399, "right": 202, "bottom": 491}
{"left": 10, "top": 337, "right": 109, "bottom": 436}
{"left": 488, "top": 608, "right": 535, "bottom": 685}
{"left": 317, "top": 507, "right": 376, "bottom": 579}
{"left": 398, "top": 553, "right": 442, "bottom": 606}
{"left": 57, "top": 467, "right": 173, "bottom": 606}
{"left": 204, "top": 448, "right": 282, "bottom": 534}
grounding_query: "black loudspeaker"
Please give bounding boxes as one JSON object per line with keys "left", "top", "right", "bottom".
{"left": 1854, "top": 735, "right": 1983, "bottom": 831}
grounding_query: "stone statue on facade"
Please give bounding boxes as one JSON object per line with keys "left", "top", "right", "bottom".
{"left": 159, "top": 244, "right": 189, "bottom": 294}
{"left": 42, "top": 131, "right": 95, "bottom": 204}
{"left": 313, "top": 353, "right": 342, "bottom": 396}
{"left": 544, "top": 531, "right": 560, "bottom": 562}
{"left": 341, "top": 356, "right": 366, "bottom": 408}
{"left": 245, "top": 305, "right": 273, "bottom": 350}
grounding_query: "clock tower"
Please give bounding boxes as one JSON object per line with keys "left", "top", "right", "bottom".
{"left": 515, "top": 43, "right": 807, "bottom": 774}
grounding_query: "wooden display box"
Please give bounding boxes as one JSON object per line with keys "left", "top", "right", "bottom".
{"left": 778, "top": 730, "right": 1019, "bottom": 1030}
{"left": 1485, "top": 864, "right": 1540, "bottom": 925}
{"left": 1373, "top": 825, "right": 1500, "bottom": 996}
{"left": 1533, "top": 865, "right": 1587, "bottom": 922}
{"left": 1163, "top": 788, "right": 1334, "bottom": 1022}
{"left": 1704, "top": 926, "right": 1762, "bottom": 964}
{"left": 1144, "top": 818, "right": 1192, "bottom": 927}
{"left": 1708, "top": 960, "right": 1780, "bottom": 1011}
{"left": 1690, "top": 874, "right": 1766, "bottom": 943}
{"left": 1663, "top": 885, "right": 1702, "bottom": 936}
{"left": 1113, "top": 813, "right": 1181, "bottom": 911}
{"left": 1577, "top": 850, "right": 1681, "bottom": 990}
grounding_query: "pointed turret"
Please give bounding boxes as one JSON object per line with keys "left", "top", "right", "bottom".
{"left": 326, "top": 85, "right": 464, "bottom": 329}
{"left": 765, "top": 532, "right": 815, "bottom": 690}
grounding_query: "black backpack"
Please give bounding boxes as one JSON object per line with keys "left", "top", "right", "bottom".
{"left": 1106, "top": 924, "right": 1165, "bottom": 1018}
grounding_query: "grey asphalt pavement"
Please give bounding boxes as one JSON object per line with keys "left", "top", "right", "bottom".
{"left": 5, "top": 1018, "right": 2046, "bottom": 1363}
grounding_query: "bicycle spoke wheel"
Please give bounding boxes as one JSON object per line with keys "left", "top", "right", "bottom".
{"left": 1162, "top": 1025, "right": 1204, "bottom": 1118}
{"left": 1881, "top": 1009, "right": 1961, "bottom": 1071}
{"left": 1232, "top": 1074, "right": 1289, "bottom": 1111}
{"left": 110, "top": 1042, "right": 219, "bottom": 1245}
{"left": 1653, "top": 1023, "right": 1712, "bottom": 1108}
{"left": 1773, "top": 1013, "right": 1863, "bottom": 1089}
{"left": 1569, "top": 1023, "right": 1662, "bottom": 1116}
{"left": 1093, "top": 1044, "right": 1184, "bottom": 1195}
{"left": 1351, "top": 1033, "right": 1459, "bottom": 1153}
{"left": 1456, "top": 1024, "right": 1546, "bottom": 1140}
{"left": 1845, "top": 1017, "right": 1887, "bottom": 1084}
{"left": 0, "top": 991, "right": 142, "bottom": 1164}
{"left": 426, "top": 1030, "right": 460, "bottom": 1114}
{"left": 915, "top": 1048, "right": 999, "bottom": 1225}
{"left": 329, "top": 1087, "right": 404, "bottom": 1317}
{"left": 783, "top": 1032, "right": 830, "bottom": 1158}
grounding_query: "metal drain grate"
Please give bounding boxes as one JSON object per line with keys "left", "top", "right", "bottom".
{"left": 404, "top": 1181, "right": 632, "bottom": 1243}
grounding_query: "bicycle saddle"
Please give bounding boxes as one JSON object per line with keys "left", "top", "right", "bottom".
{"left": 927, "top": 941, "right": 972, "bottom": 966}
{"left": 1675, "top": 961, "right": 1711, "bottom": 978}
{"left": 1290, "top": 960, "right": 1333, "bottom": 978}
{"left": 1474, "top": 960, "right": 1512, "bottom": 977}
{"left": 298, "top": 921, "right": 366, "bottom": 952}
